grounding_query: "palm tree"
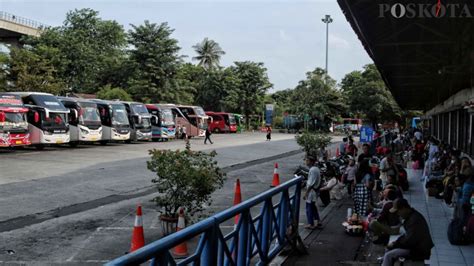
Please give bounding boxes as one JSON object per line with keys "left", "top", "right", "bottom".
{"left": 192, "top": 38, "right": 225, "bottom": 70}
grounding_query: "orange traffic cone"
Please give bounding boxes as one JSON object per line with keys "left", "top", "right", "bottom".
{"left": 233, "top": 179, "right": 242, "bottom": 225}
{"left": 271, "top": 163, "right": 280, "bottom": 187}
{"left": 336, "top": 147, "right": 340, "bottom": 157}
{"left": 130, "top": 204, "right": 145, "bottom": 252}
{"left": 173, "top": 207, "right": 189, "bottom": 257}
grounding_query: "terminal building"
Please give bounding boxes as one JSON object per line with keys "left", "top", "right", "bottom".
{"left": 338, "top": 0, "right": 474, "bottom": 156}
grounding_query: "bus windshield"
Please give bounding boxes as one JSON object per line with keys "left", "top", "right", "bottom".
{"left": 30, "top": 95, "right": 67, "bottom": 111}
{"left": 111, "top": 104, "right": 129, "bottom": 126}
{"left": 161, "top": 109, "right": 174, "bottom": 126}
{"left": 228, "top": 114, "right": 236, "bottom": 124}
{"left": 0, "top": 112, "right": 28, "bottom": 131}
{"left": 42, "top": 112, "right": 67, "bottom": 129}
{"left": 79, "top": 103, "right": 101, "bottom": 124}
{"left": 195, "top": 107, "right": 206, "bottom": 116}
{"left": 131, "top": 104, "right": 149, "bottom": 115}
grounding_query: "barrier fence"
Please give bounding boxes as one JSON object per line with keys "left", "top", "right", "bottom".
{"left": 0, "top": 11, "right": 48, "bottom": 29}
{"left": 106, "top": 176, "right": 303, "bottom": 266}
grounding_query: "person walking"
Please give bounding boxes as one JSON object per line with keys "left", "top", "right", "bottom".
{"left": 303, "top": 156, "right": 323, "bottom": 229}
{"left": 266, "top": 126, "right": 272, "bottom": 141}
{"left": 204, "top": 126, "right": 213, "bottom": 144}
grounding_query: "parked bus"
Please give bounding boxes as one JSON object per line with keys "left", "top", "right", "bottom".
{"left": 157, "top": 104, "right": 199, "bottom": 138}
{"left": 335, "top": 118, "right": 363, "bottom": 133}
{"left": 58, "top": 97, "right": 102, "bottom": 147}
{"left": 233, "top": 113, "right": 244, "bottom": 133}
{"left": 145, "top": 104, "right": 176, "bottom": 141}
{"left": 120, "top": 101, "right": 152, "bottom": 142}
{"left": 177, "top": 105, "right": 210, "bottom": 137}
{"left": 205, "top": 111, "right": 237, "bottom": 133}
{"left": 0, "top": 93, "right": 30, "bottom": 148}
{"left": 92, "top": 100, "right": 131, "bottom": 144}
{"left": 12, "top": 92, "right": 70, "bottom": 149}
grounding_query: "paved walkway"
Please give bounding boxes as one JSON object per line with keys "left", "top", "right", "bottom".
{"left": 405, "top": 168, "right": 474, "bottom": 266}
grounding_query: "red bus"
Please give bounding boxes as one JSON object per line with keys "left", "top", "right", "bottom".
{"left": 0, "top": 94, "right": 30, "bottom": 147}
{"left": 205, "top": 112, "right": 237, "bottom": 133}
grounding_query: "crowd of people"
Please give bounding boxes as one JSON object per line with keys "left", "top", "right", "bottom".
{"left": 303, "top": 128, "right": 474, "bottom": 265}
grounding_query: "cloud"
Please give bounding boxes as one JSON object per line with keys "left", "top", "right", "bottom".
{"left": 328, "top": 34, "right": 350, "bottom": 49}
{"left": 279, "top": 29, "right": 291, "bottom": 41}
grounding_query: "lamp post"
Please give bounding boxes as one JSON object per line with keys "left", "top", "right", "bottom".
{"left": 321, "top": 14, "right": 333, "bottom": 83}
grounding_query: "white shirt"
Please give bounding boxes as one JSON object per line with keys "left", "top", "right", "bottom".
{"left": 306, "top": 166, "right": 321, "bottom": 203}
{"left": 414, "top": 131, "right": 422, "bottom": 140}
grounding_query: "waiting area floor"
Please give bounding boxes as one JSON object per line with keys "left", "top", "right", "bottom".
{"left": 406, "top": 169, "right": 474, "bottom": 266}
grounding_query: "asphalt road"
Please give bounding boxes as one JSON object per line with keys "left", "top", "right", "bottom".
{"left": 0, "top": 132, "right": 343, "bottom": 264}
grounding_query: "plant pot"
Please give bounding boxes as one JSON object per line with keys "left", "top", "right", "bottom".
{"left": 159, "top": 215, "right": 178, "bottom": 236}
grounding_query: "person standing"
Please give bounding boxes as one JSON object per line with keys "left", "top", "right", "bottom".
{"left": 353, "top": 160, "right": 372, "bottom": 216}
{"left": 181, "top": 126, "right": 187, "bottom": 140}
{"left": 339, "top": 137, "right": 348, "bottom": 156}
{"left": 347, "top": 138, "right": 358, "bottom": 157}
{"left": 204, "top": 126, "right": 213, "bottom": 144}
{"left": 303, "top": 156, "right": 323, "bottom": 229}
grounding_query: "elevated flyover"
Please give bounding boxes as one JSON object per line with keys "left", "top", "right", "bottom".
{"left": 338, "top": 0, "right": 474, "bottom": 154}
{"left": 0, "top": 11, "right": 45, "bottom": 46}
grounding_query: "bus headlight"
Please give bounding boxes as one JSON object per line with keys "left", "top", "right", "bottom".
{"left": 80, "top": 128, "right": 89, "bottom": 134}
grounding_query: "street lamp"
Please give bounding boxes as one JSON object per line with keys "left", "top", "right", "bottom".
{"left": 321, "top": 14, "right": 333, "bottom": 83}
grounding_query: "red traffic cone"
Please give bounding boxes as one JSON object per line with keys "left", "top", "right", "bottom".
{"left": 130, "top": 204, "right": 145, "bottom": 252}
{"left": 233, "top": 179, "right": 242, "bottom": 225}
{"left": 336, "top": 147, "right": 340, "bottom": 157}
{"left": 271, "top": 163, "right": 280, "bottom": 187}
{"left": 173, "top": 208, "right": 189, "bottom": 257}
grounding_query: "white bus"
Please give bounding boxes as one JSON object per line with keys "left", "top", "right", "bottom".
{"left": 11, "top": 92, "right": 70, "bottom": 149}
{"left": 58, "top": 97, "right": 102, "bottom": 147}
{"left": 92, "top": 100, "right": 131, "bottom": 144}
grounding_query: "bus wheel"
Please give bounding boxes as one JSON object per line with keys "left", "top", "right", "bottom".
{"left": 35, "top": 144, "right": 45, "bottom": 150}
{"left": 100, "top": 140, "right": 108, "bottom": 145}
{"left": 69, "top": 142, "right": 78, "bottom": 148}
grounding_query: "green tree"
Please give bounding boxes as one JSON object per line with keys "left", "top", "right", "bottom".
{"left": 194, "top": 68, "right": 239, "bottom": 111}
{"left": 0, "top": 51, "right": 9, "bottom": 91}
{"left": 192, "top": 38, "right": 226, "bottom": 71}
{"left": 8, "top": 46, "right": 65, "bottom": 94}
{"left": 290, "top": 68, "right": 347, "bottom": 130}
{"left": 229, "top": 61, "right": 272, "bottom": 129}
{"left": 128, "top": 21, "right": 183, "bottom": 103}
{"left": 341, "top": 64, "right": 401, "bottom": 126}
{"left": 25, "top": 9, "right": 127, "bottom": 93}
{"left": 96, "top": 85, "right": 132, "bottom": 101}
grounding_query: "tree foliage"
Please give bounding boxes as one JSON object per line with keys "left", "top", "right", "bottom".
{"left": 295, "top": 132, "right": 332, "bottom": 159}
{"left": 128, "top": 21, "right": 183, "bottom": 103}
{"left": 96, "top": 85, "right": 132, "bottom": 101}
{"left": 192, "top": 38, "right": 225, "bottom": 71}
{"left": 289, "top": 68, "right": 347, "bottom": 130}
{"left": 228, "top": 61, "right": 272, "bottom": 129}
{"left": 341, "top": 64, "right": 401, "bottom": 125}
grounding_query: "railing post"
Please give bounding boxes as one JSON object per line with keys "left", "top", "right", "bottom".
{"left": 278, "top": 190, "right": 289, "bottom": 244}
{"left": 201, "top": 219, "right": 218, "bottom": 265}
{"left": 237, "top": 210, "right": 250, "bottom": 266}
{"left": 294, "top": 180, "right": 302, "bottom": 224}
{"left": 260, "top": 199, "right": 272, "bottom": 262}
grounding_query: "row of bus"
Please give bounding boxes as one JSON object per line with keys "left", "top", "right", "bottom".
{"left": 0, "top": 92, "right": 241, "bottom": 149}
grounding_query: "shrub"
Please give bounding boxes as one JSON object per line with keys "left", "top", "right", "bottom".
{"left": 148, "top": 141, "right": 226, "bottom": 219}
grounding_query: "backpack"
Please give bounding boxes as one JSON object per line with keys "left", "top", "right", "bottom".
{"left": 447, "top": 219, "right": 469, "bottom": 245}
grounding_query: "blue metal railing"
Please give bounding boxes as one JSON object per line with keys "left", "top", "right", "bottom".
{"left": 0, "top": 11, "right": 48, "bottom": 29}
{"left": 106, "top": 176, "right": 303, "bottom": 266}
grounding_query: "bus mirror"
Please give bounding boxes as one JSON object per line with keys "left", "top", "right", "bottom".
{"left": 45, "top": 109, "right": 50, "bottom": 119}
{"left": 34, "top": 111, "right": 39, "bottom": 123}
{"left": 151, "top": 115, "right": 158, "bottom": 125}
{"left": 0, "top": 112, "right": 4, "bottom": 122}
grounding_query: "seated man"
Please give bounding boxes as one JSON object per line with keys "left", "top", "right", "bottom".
{"left": 369, "top": 189, "right": 400, "bottom": 244}
{"left": 382, "top": 198, "right": 434, "bottom": 266}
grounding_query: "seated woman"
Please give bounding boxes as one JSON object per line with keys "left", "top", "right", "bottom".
{"left": 320, "top": 175, "right": 345, "bottom": 200}
{"left": 369, "top": 189, "right": 401, "bottom": 244}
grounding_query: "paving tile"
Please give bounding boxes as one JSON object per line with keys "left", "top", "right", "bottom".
{"left": 437, "top": 255, "right": 466, "bottom": 264}
{"left": 438, "top": 262, "right": 467, "bottom": 266}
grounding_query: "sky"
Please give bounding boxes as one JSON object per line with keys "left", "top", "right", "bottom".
{"left": 0, "top": 0, "right": 373, "bottom": 92}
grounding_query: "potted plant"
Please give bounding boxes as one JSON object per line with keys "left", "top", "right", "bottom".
{"left": 148, "top": 141, "right": 226, "bottom": 235}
